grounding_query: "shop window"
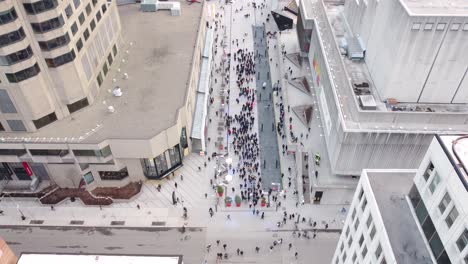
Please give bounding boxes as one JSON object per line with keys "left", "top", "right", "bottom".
{"left": 30, "top": 149, "right": 69, "bottom": 156}
{"left": 99, "top": 167, "right": 128, "bottom": 180}
{"left": 83, "top": 171, "right": 94, "bottom": 184}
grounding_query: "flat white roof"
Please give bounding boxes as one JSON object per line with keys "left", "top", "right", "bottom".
{"left": 438, "top": 134, "right": 468, "bottom": 187}
{"left": 400, "top": 0, "right": 468, "bottom": 16}
{"left": 17, "top": 254, "right": 182, "bottom": 264}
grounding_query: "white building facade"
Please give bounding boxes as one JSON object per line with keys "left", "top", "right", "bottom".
{"left": 331, "top": 135, "right": 468, "bottom": 264}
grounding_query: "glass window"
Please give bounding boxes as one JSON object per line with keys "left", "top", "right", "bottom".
{"left": 90, "top": 19, "right": 96, "bottom": 31}
{"left": 352, "top": 208, "right": 357, "bottom": 220}
{"left": 92, "top": 0, "right": 98, "bottom": 6}
{"left": 83, "top": 28, "right": 90, "bottom": 41}
{"left": 429, "top": 232, "right": 444, "bottom": 259}
{"left": 99, "top": 167, "right": 128, "bottom": 181}
{"left": 436, "top": 23, "right": 446, "bottom": 31}
{"left": 65, "top": 4, "right": 73, "bottom": 18}
{"left": 7, "top": 120, "right": 26, "bottom": 131}
{"left": 97, "top": 72, "right": 103, "bottom": 86}
{"left": 0, "top": 27, "right": 26, "bottom": 48}
{"left": 456, "top": 229, "right": 468, "bottom": 252}
{"left": 101, "top": 4, "right": 107, "bottom": 13}
{"left": 429, "top": 172, "right": 440, "bottom": 193}
{"left": 0, "top": 89, "right": 17, "bottom": 113}
{"left": 361, "top": 197, "right": 367, "bottom": 211}
{"left": 30, "top": 149, "right": 69, "bottom": 156}
{"left": 412, "top": 22, "right": 421, "bottom": 30}
{"left": 423, "top": 162, "right": 434, "bottom": 181}
{"left": 362, "top": 245, "right": 367, "bottom": 258}
{"left": 38, "top": 33, "right": 70, "bottom": 51}
{"left": 112, "top": 44, "right": 117, "bottom": 56}
{"left": 45, "top": 50, "right": 76, "bottom": 68}
{"left": 352, "top": 252, "right": 357, "bottom": 262}
{"left": 100, "top": 146, "right": 112, "bottom": 157}
{"left": 415, "top": 197, "right": 429, "bottom": 223}
{"left": 366, "top": 214, "right": 373, "bottom": 228}
{"left": 0, "top": 46, "right": 34, "bottom": 66}
{"left": 23, "top": 0, "right": 58, "bottom": 15}
{"left": 83, "top": 172, "right": 94, "bottom": 184}
{"left": 107, "top": 53, "right": 113, "bottom": 65}
{"left": 422, "top": 216, "right": 436, "bottom": 240}
{"left": 73, "top": 0, "right": 81, "bottom": 9}
{"left": 33, "top": 112, "right": 57, "bottom": 129}
{"left": 348, "top": 235, "right": 353, "bottom": 247}
{"left": 358, "top": 188, "right": 364, "bottom": 200}
{"left": 67, "top": 97, "right": 89, "bottom": 113}
{"left": 424, "top": 23, "right": 434, "bottom": 30}
{"left": 86, "top": 3, "right": 92, "bottom": 15}
{"left": 354, "top": 218, "right": 360, "bottom": 231}
{"left": 96, "top": 10, "right": 102, "bottom": 22}
{"left": 450, "top": 23, "right": 461, "bottom": 31}
{"left": 79, "top": 13, "right": 85, "bottom": 25}
{"left": 464, "top": 24, "right": 468, "bottom": 31}
{"left": 76, "top": 38, "right": 83, "bottom": 52}
{"left": 31, "top": 15, "right": 64, "bottom": 33}
{"left": 0, "top": 8, "right": 18, "bottom": 25}
{"left": 102, "top": 62, "right": 108, "bottom": 76}
{"left": 0, "top": 149, "right": 27, "bottom": 156}
{"left": 359, "top": 235, "right": 364, "bottom": 246}
{"left": 345, "top": 226, "right": 350, "bottom": 237}
{"left": 71, "top": 22, "right": 78, "bottom": 36}
{"left": 6, "top": 63, "right": 41, "bottom": 83}
{"left": 369, "top": 225, "right": 376, "bottom": 240}
{"left": 438, "top": 192, "right": 451, "bottom": 214}
{"left": 445, "top": 206, "right": 459, "bottom": 228}
{"left": 340, "top": 242, "right": 344, "bottom": 252}
{"left": 375, "top": 243, "right": 382, "bottom": 259}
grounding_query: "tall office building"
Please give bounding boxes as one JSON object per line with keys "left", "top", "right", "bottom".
{"left": 0, "top": 1, "right": 210, "bottom": 192}
{"left": 295, "top": 0, "right": 468, "bottom": 202}
{"left": 0, "top": 0, "right": 121, "bottom": 132}
{"left": 331, "top": 135, "right": 468, "bottom": 264}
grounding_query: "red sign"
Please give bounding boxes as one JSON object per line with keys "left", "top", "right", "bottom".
{"left": 22, "top": 162, "right": 33, "bottom": 177}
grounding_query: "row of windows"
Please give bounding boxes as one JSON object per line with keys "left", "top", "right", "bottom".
{"left": 38, "top": 33, "right": 70, "bottom": 51}
{"left": 31, "top": 15, "right": 64, "bottom": 34}
{"left": 0, "top": 46, "right": 34, "bottom": 66}
{"left": 23, "top": 0, "right": 58, "bottom": 15}
{"left": 0, "top": 8, "right": 17, "bottom": 25}
{"left": 67, "top": 97, "right": 89, "bottom": 113}
{"left": 73, "top": 145, "right": 112, "bottom": 157}
{"left": 6, "top": 63, "right": 41, "bottom": 83}
{"left": 99, "top": 167, "right": 128, "bottom": 181}
{"left": 33, "top": 112, "right": 57, "bottom": 129}
{"left": 45, "top": 50, "right": 76, "bottom": 68}
{"left": 412, "top": 22, "right": 468, "bottom": 32}
{"left": 0, "top": 28, "right": 26, "bottom": 48}
{"left": 0, "top": 146, "right": 112, "bottom": 158}
{"left": 96, "top": 46, "right": 118, "bottom": 87}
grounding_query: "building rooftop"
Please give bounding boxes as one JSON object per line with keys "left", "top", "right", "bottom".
{"left": 437, "top": 134, "right": 468, "bottom": 190}
{"left": 366, "top": 170, "right": 433, "bottom": 264}
{"left": 400, "top": 0, "right": 468, "bottom": 16}
{"left": 17, "top": 253, "right": 182, "bottom": 264}
{"left": 0, "top": 2, "right": 203, "bottom": 144}
{"left": 300, "top": 0, "right": 468, "bottom": 133}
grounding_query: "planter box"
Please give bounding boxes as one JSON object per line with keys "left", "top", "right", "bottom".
{"left": 261, "top": 202, "right": 266, "bottom": 207}
{"left": 226, "top": 203, "right": 231, "bottom": 207}
{"left": 236, "top": 203, "right": 241, "bottom": 207}
{"left": 218, "top": 192, "right": 223, "bottom": 197}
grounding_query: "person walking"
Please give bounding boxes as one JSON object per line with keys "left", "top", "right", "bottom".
{"left": 255, "top": 246, "right": 260, "bottom": 253}
{"left": 261, "top": 212, "right": 264, "bottom": 219}
{"left": 295, "top": 252, "right": 298, "bottom": 259}
{"left": 288, "top": 243, "right": 292, "bottom": 250}
{"left": 223, "top": 244, "right": 227, "bottom": 250}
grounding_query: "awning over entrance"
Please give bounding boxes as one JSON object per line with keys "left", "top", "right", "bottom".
{"left": 191, "top": 27, "right": 214, "bottom": 152}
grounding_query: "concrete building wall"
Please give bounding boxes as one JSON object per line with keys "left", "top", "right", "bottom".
{"left": 307, "top": 18, "right": 434, "bottom": 176}
{"left": 344, "top": 0, "right": 468, "bottom": 103}
{"left": 413, "top": 138, "right": 468, "bottom": 264}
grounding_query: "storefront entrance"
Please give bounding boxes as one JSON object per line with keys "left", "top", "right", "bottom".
{"left": 141, "top": 144, "right": 183, "bottom": 179}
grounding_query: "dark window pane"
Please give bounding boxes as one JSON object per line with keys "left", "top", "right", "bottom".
{"left": 0, "top": 28, "right": 26, "bottom": 48}
{"left": 31, "top": 15, "right": 64, "bottom": 33}
{"left": 422, "top": 217, "right": 436, "bottom": 241}
{"left": 38, "top": 33, "right": 70, "bottom": 51}
{"left": 6, "top": 63, "right": 41, "bottom": 83}
{"left": 67, "top": 97, "right": 89, "bottom": 113}
{"left": 0, "top": 8, "right": 18, "bottom": 25}
{"left": 71, "top": 22, "right": 78, "bottom": 36}
{"left": 32, "top": 112, "right": 57, "bottom": 129}
{"left": 78, "top": 13, "right": 85, "bottom": 25}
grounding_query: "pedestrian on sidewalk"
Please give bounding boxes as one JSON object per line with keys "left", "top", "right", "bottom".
{"left": 207, "top": 244, "right": 211, "bottom": 252}
{"left": 255, "top": 246, "right": 260, "bottom": 253}
{"left": 227, "top": 214, "right": 231, "bottom": 220}
{"left": 261, "top": 212, "right": 264, "bottom": 219}
{"left": 50, "top": 206, "right": 55, "bottom": 211}
{"left": 205, "top": 193, "right": 208, "bottom": 198}
{"left": 237, "top": 248, "right": 240, "bottom": 255}
{"left": 295, "top": 252, "right": 298, "bottom": 259}
{"left": 137, "top": 204, "right": 141, "bottom": 210}
{"left": 217, "top": 240, "right": 220, "bottom": 246}
{"left": 180, "top": 175, "right": 184, "bottom": 181}
{"left": 223, "top": 244, "right": 227, "bottom": 250}
{"left": 288, "top": 243, "right": 292, "bottom": 250}
{"left": 175, "top": 182, "right": 178, "bottom": 188}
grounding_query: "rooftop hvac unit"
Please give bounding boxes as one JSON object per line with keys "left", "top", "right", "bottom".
{"left": 141, "top": 0, "right": 157, "bottom": 11}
